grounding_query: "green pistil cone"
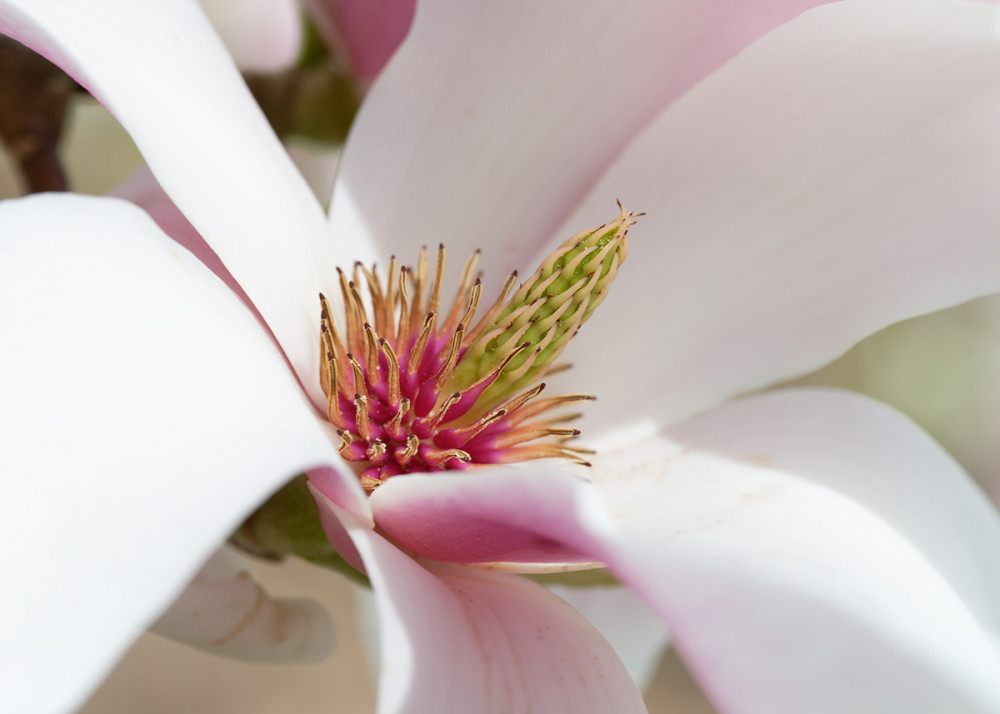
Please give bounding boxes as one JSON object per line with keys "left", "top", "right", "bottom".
{"left": 446, "top": 205, "right": 638, "bottom": 408}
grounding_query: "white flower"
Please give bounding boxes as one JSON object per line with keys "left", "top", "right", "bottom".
{"left": 3, "top": 0, "right": 1000, "bottom": 712}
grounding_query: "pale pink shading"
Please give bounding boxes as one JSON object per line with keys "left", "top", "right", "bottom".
{"left": 302, "top": 0, "right": 416, "bottom": 85}
{"left": 336, "top": 502, "right": 647, "bottom": 713}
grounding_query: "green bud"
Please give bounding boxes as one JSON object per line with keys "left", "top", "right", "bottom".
{"left": 445, "top": 205, "right": 638, "bottom": 408}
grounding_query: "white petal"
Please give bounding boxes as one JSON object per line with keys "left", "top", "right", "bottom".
{"left": 113, "top": 166, "right": 250, "bottom": 306}
{"left": 198, "top": 0, "right": 302, "bottom": 72}
{"left": 587, "top": 389, "right": 1000, "bottom": 713}
{"left": 151, "top": 547, "right": 333, "bottom": 661}
{"left": 327, "top": 502, "right": 645, "bottom": 714}
{"left": 546, "top": 584, "right": 669, "bottom": 693}
{"left": 330, "top": 0, "right": 839, "bottom": 287}
{"left": 0, "top": 194, "right": 347, "bottom": 713}
{"left": 372, "top": 389, "right": 1000, "bottom": 712}
{"left": 547, "top": 0, "right": 1000, "bottom": 433}
{"left": 0, "top": 0, "right": 339, "bottom": 397}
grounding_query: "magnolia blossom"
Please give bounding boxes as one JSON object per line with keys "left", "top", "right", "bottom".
{"left": 4, "top": 0, "right": 1000, "bottom": 713}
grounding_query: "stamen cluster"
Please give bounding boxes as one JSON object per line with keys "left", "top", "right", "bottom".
{"left": 319, "top": 205, "right": 637, "bottom": 491}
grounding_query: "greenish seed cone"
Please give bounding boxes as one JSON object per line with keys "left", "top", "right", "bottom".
{"left": 445, "top": 205, "right": 638, "bottom": 410}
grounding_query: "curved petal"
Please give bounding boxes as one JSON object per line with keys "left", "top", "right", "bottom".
{"left": 371, "top": 467, "right": 595, "bottom": 566}
{"left": 0, "top": 194, "right": 346, "bottom": 713}
{"left": 0, "top": 0, "right": 339, "bottom": 397}
{"left": 373, "top": 389, "right": 1000, "bottom": 712}
{"left": 546, "top": 584, "right": 669, "bottom": 692}
{"left": 328, "top": 502, "right": 645, "bottom": 714}
{"left": 199, "top": 0, "right": 302, "bottom": 72}
{"left": 329, "top": 0, "right": 837, "bottom": 287}
{"left": 150, "top": 547, "right": 334, "bottom": 661}
{"left": 113, "top": 166, "right": 250, "bottom": 308}
{"left": 302, "top": 0, "right": 415, "bottom": 86}
{"left": 546, "top": 0, "right": 1000, "bottom": 433}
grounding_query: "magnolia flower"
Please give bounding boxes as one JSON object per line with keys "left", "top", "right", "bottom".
{"left": 4, "top": 0, "right": 1000, "bottom": 713}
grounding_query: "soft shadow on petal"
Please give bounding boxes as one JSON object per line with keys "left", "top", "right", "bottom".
{"left": 113, "top": 166, "right": 250, "bottom": 309}
{"left": 547, "top": 584, "right": 669, "bottom": 693}
{"left": 330, "top": 0, "right": 837, "bottom": 288}
{"left": 328, "top": 502, "right": 645, "bottom": 714}
{"left": 372, "top": 389, "right": 1000, "bottom": 712}
{"left": 0, "top": 0, "right": 339, "bottom": 397}
{"left": 199, "top": 0, "right": 302, "bottom": 72}
{"left": 0, "top": 194, "right": 349, "bottom": 714}
{"left": 151, "top": 547, "right": 334, "bottom": 661}
{"left": 302, "top": 0, "right": 415, "bottom": 86}
{"left": 547, "top": 0, "right": 1000, "bottom": 433}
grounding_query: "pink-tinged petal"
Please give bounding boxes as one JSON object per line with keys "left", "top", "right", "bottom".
{"left": 0, "top": 194, "right": 355, "bottom": 713}
{"left": 329, "top": 502, "right": 645, "bottom": 714}
{"left": 374, "top": 389, "right": 1000, "bottom": 711}
{"left": 308, "top": 477, "right": 369, "bottom": 573}
{"left": 546, "top": 584, "right": 669, "bottom": 692}
{"left": 199, "top": 0, "right": 302, "bottom": 72}
{"left": 547, "top": 0, "right": 1000, "bottom": 433}
{"left": 329, "top": 0, "right": 838, "bottom": 287}
{"left": 0, "top": 0, "right": 341, "bottom": 399}
{"left": 150, "top": 548, "right": 334, "bottom": 661}
{"left": 371, "top": 467, "right": 594, "bottom": 565}
{"left": 302, "top": 0, "right": 415, "bottom": 86}
{"left": 113, "top": 167, "right": 248, "bottom": 307}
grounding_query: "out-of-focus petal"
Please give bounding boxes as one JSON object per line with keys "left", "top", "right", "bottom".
{"left": 329, "top": 501, "right": 645, "bottom": 714}
{"left": 546, "top": 584, "right": 669, "bottom": 692}
{"left": 199, "top": 0, "right": 302, "bottom": 72}
{"left": 0, "top": 194, "right": 347, "bottom": 714}
{"left": 150, "top": 547, "right": 334, "bottom": 661}
{"left": 548, "top": 0, "right": 1000, "bottom": 433}
{"left": 302, "top": 0, "right": 414, "bottom": 85}
{"left": 0, "top": 0, "right": 339, "bottom": 399}
{"left": 372, "top": 389, "right": 1000, "bottom": 712}
{"left": 329, "top": 0, "right": 837, "bottom": 288}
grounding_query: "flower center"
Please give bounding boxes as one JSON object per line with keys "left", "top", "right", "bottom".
{"left": 319, "top": 204, "right": 639, "bottom": 492}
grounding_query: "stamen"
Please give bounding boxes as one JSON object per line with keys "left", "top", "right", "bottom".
{"left": 466, "top": 270, "right": 517, "bottom": 345}
{"left": 363, "top": 323, "right": 380, "bottom": 378}
{"left": 456, "top": 280, "right": 483, "bottom": 334}
{"left": 366, "top": 439, "right": 387, "bottom": 464}
{"left": 427, "top": 244, "right": 446, "bottom": 317}
{"left": 496, "top": 444, "right": 592, "bottom": 467}
{"left": 543, "top": 362, "right": 572, "bottom": 377}
{"left": 449, "top": 409, "right": 507, "bottom": 442}
{"left": 395, "top": 434, "right": 420, "bottom": 467}
{"left": 354, "top": 393, "right": 372, "bottom": 441}
{"left": 406, "top": 312, "right": 437, "bottom": 374}
{"left": 383, "top": 255, "right": 398, "bottom": 337}
{"left": 321, "top": 338, "right": 344, "bottom": 427}
{"left": 507, "top": 393, "right": 595, "bottom": 426}
{"left": 347, "top": 354, "right": 367, "bottom": 399}
{"left": 384, "top": 397, "right": 410, "bottom": 441}
{"left": 493, "top": 427, "right": 580, "bottom": 450}
{"left": 441, "top": 250, "right": 480, "bottom": 333}
{"left": 314, "top": 206, "right": 636, "bottom": 489}
{"left": 336, "top": 430, "right": 360, "bottom": 459}
{"left": 410, "top": 245, "right": 429, "bottom": 334}
{"left": 423, "top": 448, "right": 472, "bottom": 467}
{"left": 379, "top": 338, "right": 401, "bottom": 405}
{"left": 433, "top": 324, "right": 465, "bottom": 392}
{"left": 397, "top": 267, "right": 411, "bottom": 347}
